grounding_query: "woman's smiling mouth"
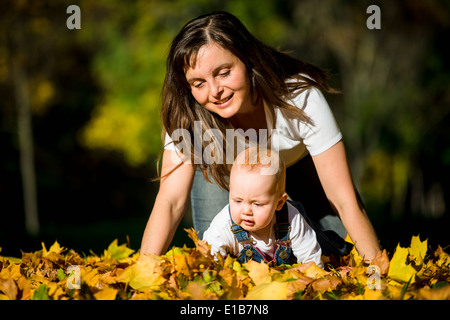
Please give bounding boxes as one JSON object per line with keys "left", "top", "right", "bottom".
{"left": 213, "top": 93, "right": 233, "bottom": 106}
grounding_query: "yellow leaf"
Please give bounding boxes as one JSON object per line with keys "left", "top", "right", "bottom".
{"left": 6, "top": 264, "right": 22, "bottom": 281}
{"left": 94, "top": 287, "right": 118, "bottom": 300}
{"left": 185, "top": 228, "right": 213, "bottom": 258}
{"left": 304, "top": 264, "right": 328, "bottom": 279}
{"left": 417, "top": 285, "right": 450, "bottom": 300}
{"left": 103, "top": 239, "right": 135, "bottom": 260}
{"left": 388, "top": 244, "right": 416, "bottom": 283}
{"left": 171, "top": 254, "right": 192, "bottom": 277}
{"left": 117, "top": 254, "right": 166, "bottom": 291}
{"left": 81, "top": 267, "right": 100, "bottom": 288}
{"left": 435, "top": 246, "right": 450, "bottom": 268}
{"left": 41, "top": 241, "right": 65, "bottom": 257}
{"left": 245, "top": 260, "right": 271, "bottom": 286}
{"left": 245, "top": 281, "right": 288, "bottom": 300}
{"left": 340, "top": 292, "right": 363, "bottom": 300}
{"left": 386, "top": 284, "right": 414, "bottom": 300}
{"left": 363, "top": 288, "right": 385, "bottom": 300}
{"left": 344, "top": 234, "right": 353, "bottom": 244}
{"left": 348, "top": 246, "right": 364, "bottom": 267}
{"left": 409, "top": 235, "right": 427, "bottom": 265}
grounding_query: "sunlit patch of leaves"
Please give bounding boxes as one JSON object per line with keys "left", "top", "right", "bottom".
{"left": 0, "top": 229, "right": 449, "bottom": 300}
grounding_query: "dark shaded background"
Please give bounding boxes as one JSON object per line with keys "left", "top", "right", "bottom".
{"left": 1, "top": 0, "right": 449, "bottom": 257}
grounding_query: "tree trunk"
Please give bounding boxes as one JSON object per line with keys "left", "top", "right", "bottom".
{"left": 12, "top": 57, "right": 40, "bottom": 236}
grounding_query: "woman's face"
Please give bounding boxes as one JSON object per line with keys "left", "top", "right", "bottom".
{"left": 185, "top": 43, "right": 254, "bottom": 119}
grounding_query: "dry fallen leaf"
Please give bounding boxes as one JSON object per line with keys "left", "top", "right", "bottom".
{"left": 0, "top": 232, "right": 448, "bottom": 300}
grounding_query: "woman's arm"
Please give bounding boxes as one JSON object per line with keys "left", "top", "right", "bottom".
{"left": 140, "top": 149, "right": 195, "bottom": 256}
{"left": 312, "top": 140, "right": 380, "bottom": 261}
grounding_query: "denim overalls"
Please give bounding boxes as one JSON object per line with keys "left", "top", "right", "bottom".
{"left": 230, "top": 202, "right": 293, "bottom": 267}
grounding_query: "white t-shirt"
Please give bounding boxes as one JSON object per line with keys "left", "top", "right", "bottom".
{"left": 163, "top": 87, "right": 342, "bottom": 167}
{"left": 202, "top": 202, "right": 323, "bottom": 268}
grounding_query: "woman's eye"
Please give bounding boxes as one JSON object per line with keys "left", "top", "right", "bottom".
{"left": 193, "top": 82, "right": 203, "bottom": 88}
{"left": 219, "top": 70, "right": 230, "bottom": 77}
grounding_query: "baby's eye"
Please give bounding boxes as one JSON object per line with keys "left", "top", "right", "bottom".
{"left": 253, "top": 203, "right": 263, "bottom": 207}
{"left": 233, "top": 199, "right": 242, "bottom": 204}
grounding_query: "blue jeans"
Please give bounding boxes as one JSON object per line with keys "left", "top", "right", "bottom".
{"left": 190, "top": 169, "right": 229, "bottom": 239}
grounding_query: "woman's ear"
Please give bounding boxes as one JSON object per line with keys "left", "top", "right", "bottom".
{"left": 276, "top": 193, "right": 288, "bottom": 211}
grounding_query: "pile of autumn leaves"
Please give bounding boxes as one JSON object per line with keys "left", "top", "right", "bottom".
{"left": 0, "top": 229, "right": 449, "bottom": 300}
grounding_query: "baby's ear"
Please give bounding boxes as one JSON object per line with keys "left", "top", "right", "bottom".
{"left": 276, "top": 193, "right": 288, "bottom": 211}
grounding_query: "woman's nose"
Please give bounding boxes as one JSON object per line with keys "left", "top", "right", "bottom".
{"left": 209, "top": 80, "right": 224, "bottom": 98}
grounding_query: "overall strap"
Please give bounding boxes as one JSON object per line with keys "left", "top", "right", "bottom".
{"left": 229, "top": 206, "right": 264, "bottom": 263}
{"left": 274, "top": 202, "right": 293, "bottom": 264}
{"left": 274, "top": 202, "right": 290, "bottom": 243}
{"left": 229, "top": 207, "right": 251, "bottom": 243}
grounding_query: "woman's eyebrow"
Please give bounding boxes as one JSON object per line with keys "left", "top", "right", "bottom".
{"left": 186, "top": 63, "right": 232, "bottom": 83}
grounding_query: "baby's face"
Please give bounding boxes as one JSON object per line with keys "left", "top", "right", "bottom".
{"left": 229, "top": 168, "right": 285, "bottom": 238}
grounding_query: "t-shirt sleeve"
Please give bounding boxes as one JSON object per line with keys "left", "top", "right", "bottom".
{"left": 288, "top": 204, "right": 324, "bottom": 268}
{"left": 295, "top": 87, "right": 342, "bottom": 156}
{"left": 163, "top": 131, "right": 176, "bottom": 151}
{"left": 202, "top": 205, "right": 236, "bottom": 259}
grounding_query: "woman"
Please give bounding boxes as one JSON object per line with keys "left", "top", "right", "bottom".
{"left": 140, "top": 11, "right": 380, "bottom": 261}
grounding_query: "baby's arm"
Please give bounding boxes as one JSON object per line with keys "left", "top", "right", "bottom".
{"left": 290, "top": 210, "right": 324, "bottom": 268}
{"left": 202, "top": 206, "right": 237, "bottom": 259}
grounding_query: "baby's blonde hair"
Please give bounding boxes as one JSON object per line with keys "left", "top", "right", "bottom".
{"left": 232, "top": 146, "right": 286, "bottom": 195}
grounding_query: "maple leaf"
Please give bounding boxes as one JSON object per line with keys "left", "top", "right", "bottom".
{"left": 409, "top": 235, "right": 427, "bottom": 266}
{"left": 417, "top": 284, "right": 450, "bottom": 300}
{"left": 388, "top": 244, "right": 417, "bottom": 284}
{"left": 245, "top": 260, "right": 271, "bottom": 286}
{"left": 304, "top": 263, "right": 328, "bottom": 279}
{"left": 371, "top": 249, "right": 390, "bottom": 276}
{"left": 32, "top": 284, "right": 50, "bottom": 300}
{"left": 80, "top": 266, "right": 100, "bottom": 288}
{"left": 435, "top": 246, "right": 450, "bottom": 268}
{"left": 0, "top": 278, "right": 18, "bottom": 300}
{"left": 117, "top": 254, "right": 166, "bottom": 291}
{"left": 185, "top": 228, "right": 213, "bottom": 258}
{"left": 94, "top": 287, "right": 118, "bottom": 300}
{"left": 42, "top": 241, "right": 65, "bottom": 256}
{"left": 218, "top": 267, "right": 244, "bottom": 299}
{"left": 310, "top": 276, "right": 342, "bottom": 292}
{"left": 1, "top": 230, "right": 449, "bottom": 300}
{"left": 103, "top": 239, "right": 135, "bottom": 260}
{"left": 363, "top": 288, "right": 385, "bottom": 300}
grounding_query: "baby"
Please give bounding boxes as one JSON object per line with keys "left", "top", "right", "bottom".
{"left": 203, "top": 146, "right": 323, "bottom": 267}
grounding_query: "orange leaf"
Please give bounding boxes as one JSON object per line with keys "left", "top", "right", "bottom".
{"left": 371, "top": 249, "right": 390, "bottom": 276}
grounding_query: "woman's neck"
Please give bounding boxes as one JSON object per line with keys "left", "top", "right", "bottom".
{"left": 228, "top": 99, "right": 267, "bottom": 132}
